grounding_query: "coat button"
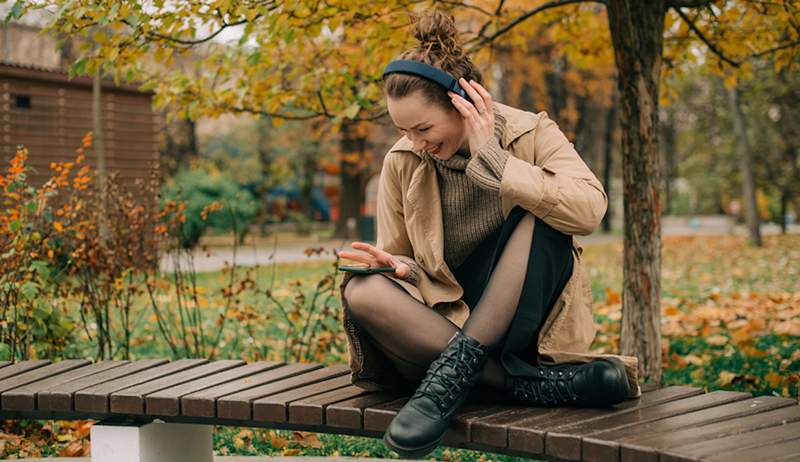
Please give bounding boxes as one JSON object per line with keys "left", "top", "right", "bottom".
{"left": 419, "top": 257, "right": 424, "bottom": 265}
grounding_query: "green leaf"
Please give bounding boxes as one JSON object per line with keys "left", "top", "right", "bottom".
{"left": 3, "top": 1, "right": 24, "bottom": 24}
{"left": 20, "top": 281, "right": 39, "bottom": 300}
{"left": 69, "top": 58, "right": 87, "bottom": 79}
{"left": 0, "top": 343, "right": 10, "bottom": 361}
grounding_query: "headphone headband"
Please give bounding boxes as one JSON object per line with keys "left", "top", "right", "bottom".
{"left": 382, "top": 60, "right": 469, "bottom": 101}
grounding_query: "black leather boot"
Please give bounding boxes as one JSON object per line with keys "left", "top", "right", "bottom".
{"left": 383, "top": 331, "right": 489, "bottom": 459}
{"left": 504, "top": 357, "right": 631, "bottom": 407}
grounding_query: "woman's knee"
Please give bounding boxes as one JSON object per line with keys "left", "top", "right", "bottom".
{"left": 342, "top": 274, "right": 387, "bottom": 319}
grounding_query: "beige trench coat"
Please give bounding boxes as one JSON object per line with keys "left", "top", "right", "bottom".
{"left": 339, "top": 103, "right": 640, "bottom": 397}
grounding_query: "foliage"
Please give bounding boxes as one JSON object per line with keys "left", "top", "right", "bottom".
{"left": 161, "top": 166, "right": 257, "bottom": 249}
{"left": 0, "top": 143, "right": 87, "bottom": 360}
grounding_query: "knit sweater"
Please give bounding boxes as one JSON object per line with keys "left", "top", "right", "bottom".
{"left": 397, "top": 111, "right": 511, "bottom": 285}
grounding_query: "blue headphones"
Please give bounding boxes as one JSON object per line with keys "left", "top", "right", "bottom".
{"left": 382, "top": 60, "right": 472, "bottom": 104}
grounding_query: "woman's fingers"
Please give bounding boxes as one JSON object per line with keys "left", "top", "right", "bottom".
{"left": 336, "top": 250, "right": 375, "bottom": 266}
{"left": 459, "top": 77, "right": 488, "bottom": 113}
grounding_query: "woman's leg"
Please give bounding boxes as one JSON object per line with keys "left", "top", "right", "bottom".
{"left": 344, "top": 274, "right": 508, "bottom": 387}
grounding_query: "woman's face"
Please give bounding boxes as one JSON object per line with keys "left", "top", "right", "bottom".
{"left": 387, "top": 91, "right": 468, "bottom": 161}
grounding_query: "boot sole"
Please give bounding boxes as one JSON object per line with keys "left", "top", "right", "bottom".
{"left": 383, "top": 430, "right": 441, "bottom": 459}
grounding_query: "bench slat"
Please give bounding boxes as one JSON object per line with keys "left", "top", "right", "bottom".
{"left": 181, "top": 363, "right": 318, "bottom": 418}
{"left": 288, "top": 384, "right": 372, "bottom": 425}
{"left": 705, "top": 436, "right": 800, "bottom": 462}
{"left": 74, "top": 359, "right": 208, "bottom": 413}
{"left": 583, "top": 395, "right": 796, "bottom": 462}
{"left": 0, "top": 362, "right": 11, "bottom": 370}
{"left": 326, "top": 391, "right": 403, "bottom": 429}
{"left": 444, "top": 404, "right": 518, "bottom": 446}
{"left": 2, "top": 361, "right": 128, "bottom": 411}
{"left": 252, "top": 373, "right": 351, "bottom": 423}
{"left": 145, "top": 362, "right": 278, "bottom": 416}
{"left": 662, "top": 420, "right": 800, "bottom": 462}
{"left": 363, "top": 397, "right": 408, "bottom": 432}
{"left": 0, "top": 360, "right": 50, "bottom": 381}
{"left": 540, "top": 391, "right": 752, "bottom": 460}
{"left": 615, "top": 404, "right": 800, "bottom": 462}
{"left": 542, "top": 390, "right": 751, "bottom": 461}
{"left": 471, "top": 385, "right": 702, "bottom": 451}
{"left": 0, "top": 360, "right": 90, "bottom": 394}
{"left": 217, "top": 364, "right": 349, "bottom": 421}
{"left": 110, "top": 360, "right": 243, "bottom": 414}
{"left": 38, "top": 359, "right": 168, "bottom": 412}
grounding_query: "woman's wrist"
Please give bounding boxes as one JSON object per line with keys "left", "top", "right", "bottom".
{"left": 465, "top": 137, "right": 509, "bottom": 192}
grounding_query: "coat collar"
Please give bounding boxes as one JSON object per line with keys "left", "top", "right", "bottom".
{"left": 387, "top": 102, "right": 541, "bottom": 158}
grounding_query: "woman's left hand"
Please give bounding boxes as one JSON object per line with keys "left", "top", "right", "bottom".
{"left": 448, "top": 78, "right": 495, "bottom": 154}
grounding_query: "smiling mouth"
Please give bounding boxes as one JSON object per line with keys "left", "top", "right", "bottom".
{"left": 427, "top": 143, "right": 442, "bottom": 155}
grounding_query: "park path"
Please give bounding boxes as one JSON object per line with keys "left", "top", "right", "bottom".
{"left": 161, "top": 222, "right": 798, "bottom": 273}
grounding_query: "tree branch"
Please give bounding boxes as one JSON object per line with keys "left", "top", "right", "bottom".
{"left": 673, "top": 6, "right": 740, "bottom": 67}
{"left": 464, "top": 0, "right": 606, "bottom": 53}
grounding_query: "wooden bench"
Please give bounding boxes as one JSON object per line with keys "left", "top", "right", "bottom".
{"left": 0, "top": 359, "right": 798, "bottom": 462}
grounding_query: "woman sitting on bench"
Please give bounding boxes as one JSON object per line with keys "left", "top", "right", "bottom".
{"left": 337, "top": 9, "right": 638, "bottom": 459}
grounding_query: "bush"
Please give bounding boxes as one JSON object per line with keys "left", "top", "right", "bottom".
{"left": 161, "top": 167, "right": 257, "bottom": 249}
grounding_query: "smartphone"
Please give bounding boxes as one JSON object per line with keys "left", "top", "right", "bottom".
{"left": 337, "top": 265, "right": 396, "bottom": 274}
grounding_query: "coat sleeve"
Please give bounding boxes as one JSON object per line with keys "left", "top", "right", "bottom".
{"left": 375, "top": 153, "right": 423, "bottom": 285}
{"left": 499, "top": 112, "right": 608, "bottom": 235}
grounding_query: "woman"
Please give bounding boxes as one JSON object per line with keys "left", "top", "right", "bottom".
{"left": 337, "top": 10, "right": 639, "bottom": 459}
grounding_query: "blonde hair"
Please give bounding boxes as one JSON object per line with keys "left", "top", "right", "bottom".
{"left": 384, "top": 10, "right": 482, "bottom": 111}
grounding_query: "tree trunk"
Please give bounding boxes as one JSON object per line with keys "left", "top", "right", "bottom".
{"left": 602, "top": 92, "right": 617, "bottom": 233}
{"left": 726, "top": 85, "right": 762, "bottom": 246}
{"left": 661, "top": 106, "right": 677, "bottom": 215}
{"left": 93, "top": 70, "right": 108, "bottom": 242}
{"left": 607, "top": 0, "right": 665, "bottom": 387}
{"left": 335, "top": 122, "right": 364, "bottom": 239}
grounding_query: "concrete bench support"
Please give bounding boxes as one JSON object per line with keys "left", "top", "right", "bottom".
{"left": 91, "top": 420, "right": 213, "bottom": 462}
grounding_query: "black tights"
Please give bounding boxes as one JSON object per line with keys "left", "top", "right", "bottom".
{"left": 343, "top": 213, "right": 536, "bottom": 389}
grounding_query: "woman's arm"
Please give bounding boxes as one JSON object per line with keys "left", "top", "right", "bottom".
{"left": 500, "top": 112, "right": 608, "bottom": 235}
{"left": 375, "top": 153, "right": 423, "bottom": 285}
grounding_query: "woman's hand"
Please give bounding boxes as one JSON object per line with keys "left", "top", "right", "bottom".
{"left": 336, "top": 242, "right": 411, "bottom": 279}
{"left": 448, "top": 78, "right": 495, "bottom": 154}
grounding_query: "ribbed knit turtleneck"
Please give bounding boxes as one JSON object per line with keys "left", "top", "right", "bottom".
{"left": 422, "top": 110, "right": 509, "bottom": 270}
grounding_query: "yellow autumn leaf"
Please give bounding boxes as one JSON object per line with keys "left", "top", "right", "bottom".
{"left": 718, "top": 371, "right": 739, "bottom": 386}
{"left": 706, "top": 335, "right": 729, "bottom": 346}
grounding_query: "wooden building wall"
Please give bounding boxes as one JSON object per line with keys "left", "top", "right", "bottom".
{"left": 0, "top": 63, "right": 159, "bottom": 190}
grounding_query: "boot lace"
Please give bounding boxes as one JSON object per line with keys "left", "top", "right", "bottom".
{"left": 413, "top": 338, "right": 485, "bottom": 413}
{"left": 511, "top": 366, "right": 578, "bottom": 406}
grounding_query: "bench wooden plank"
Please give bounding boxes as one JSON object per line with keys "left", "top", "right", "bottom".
{"left": 252, "top": 373, "right": 351, "bottom": 423}
{"left": 363, "top": 397, "right": 409, "bottom": 432}
{"left": 217, "top": 364, "right": 349, "bottom": 421}
{"left": 0, "top": 360, "right": 90, "bottom": 394}
{"left": 326, "top": 391, "right": 403, "bottom": 429}
{"left": 660, "top": 420, "right": 800, "bottom": 462}
{"left": 2, "top": 361, "right": 128, "bottom": 411}
{"left": 38, "top": 359, "right": 168, "bottom": 412}
{"left": 0, "top": 360, "right": 50, "bottom": 381}
{"left": 705, "top": 436, "right": 800, "bottom": 462}
{"left": 470, "top": 385, "right": 702, "bottom": 451}
{"left": 145, "top": 362, "right": 278, "bottom": 416}
{"left": 0, "top": 362, "right": 11, "bottom": 370}
{"left": 444, "top": 404, "right": 518, "bottom": 446}
{"left": 614, "top": 404, "right": 800, "bottom": 462}
{"left": 181, "top": 363, "right": 318, "bottom": 418}
{"left": 110, "top": 360, "right": 243, "bottom": 414}
{"left": 288, "top": 384, "right": 372, "bottom": 425}
{"left": 74, "top": 359, "right": 208, "bottom": 413}
{"left": 542, "top": 390, "right": 751, "bottom": 460}
{"left": 582, "top": 395, "right": 796, "bottom": 462}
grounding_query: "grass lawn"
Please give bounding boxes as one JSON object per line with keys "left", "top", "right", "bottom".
{"left": 1, "top": 234, "right": 798, "bottom": 460}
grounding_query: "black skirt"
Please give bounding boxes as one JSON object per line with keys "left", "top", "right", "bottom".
{"left": 451, "top": 206, "right": 574, "bottom": 377}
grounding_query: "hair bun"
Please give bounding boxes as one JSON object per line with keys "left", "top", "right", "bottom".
{"left": 413, "top": 10, "right": 460, "bottom": 54}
